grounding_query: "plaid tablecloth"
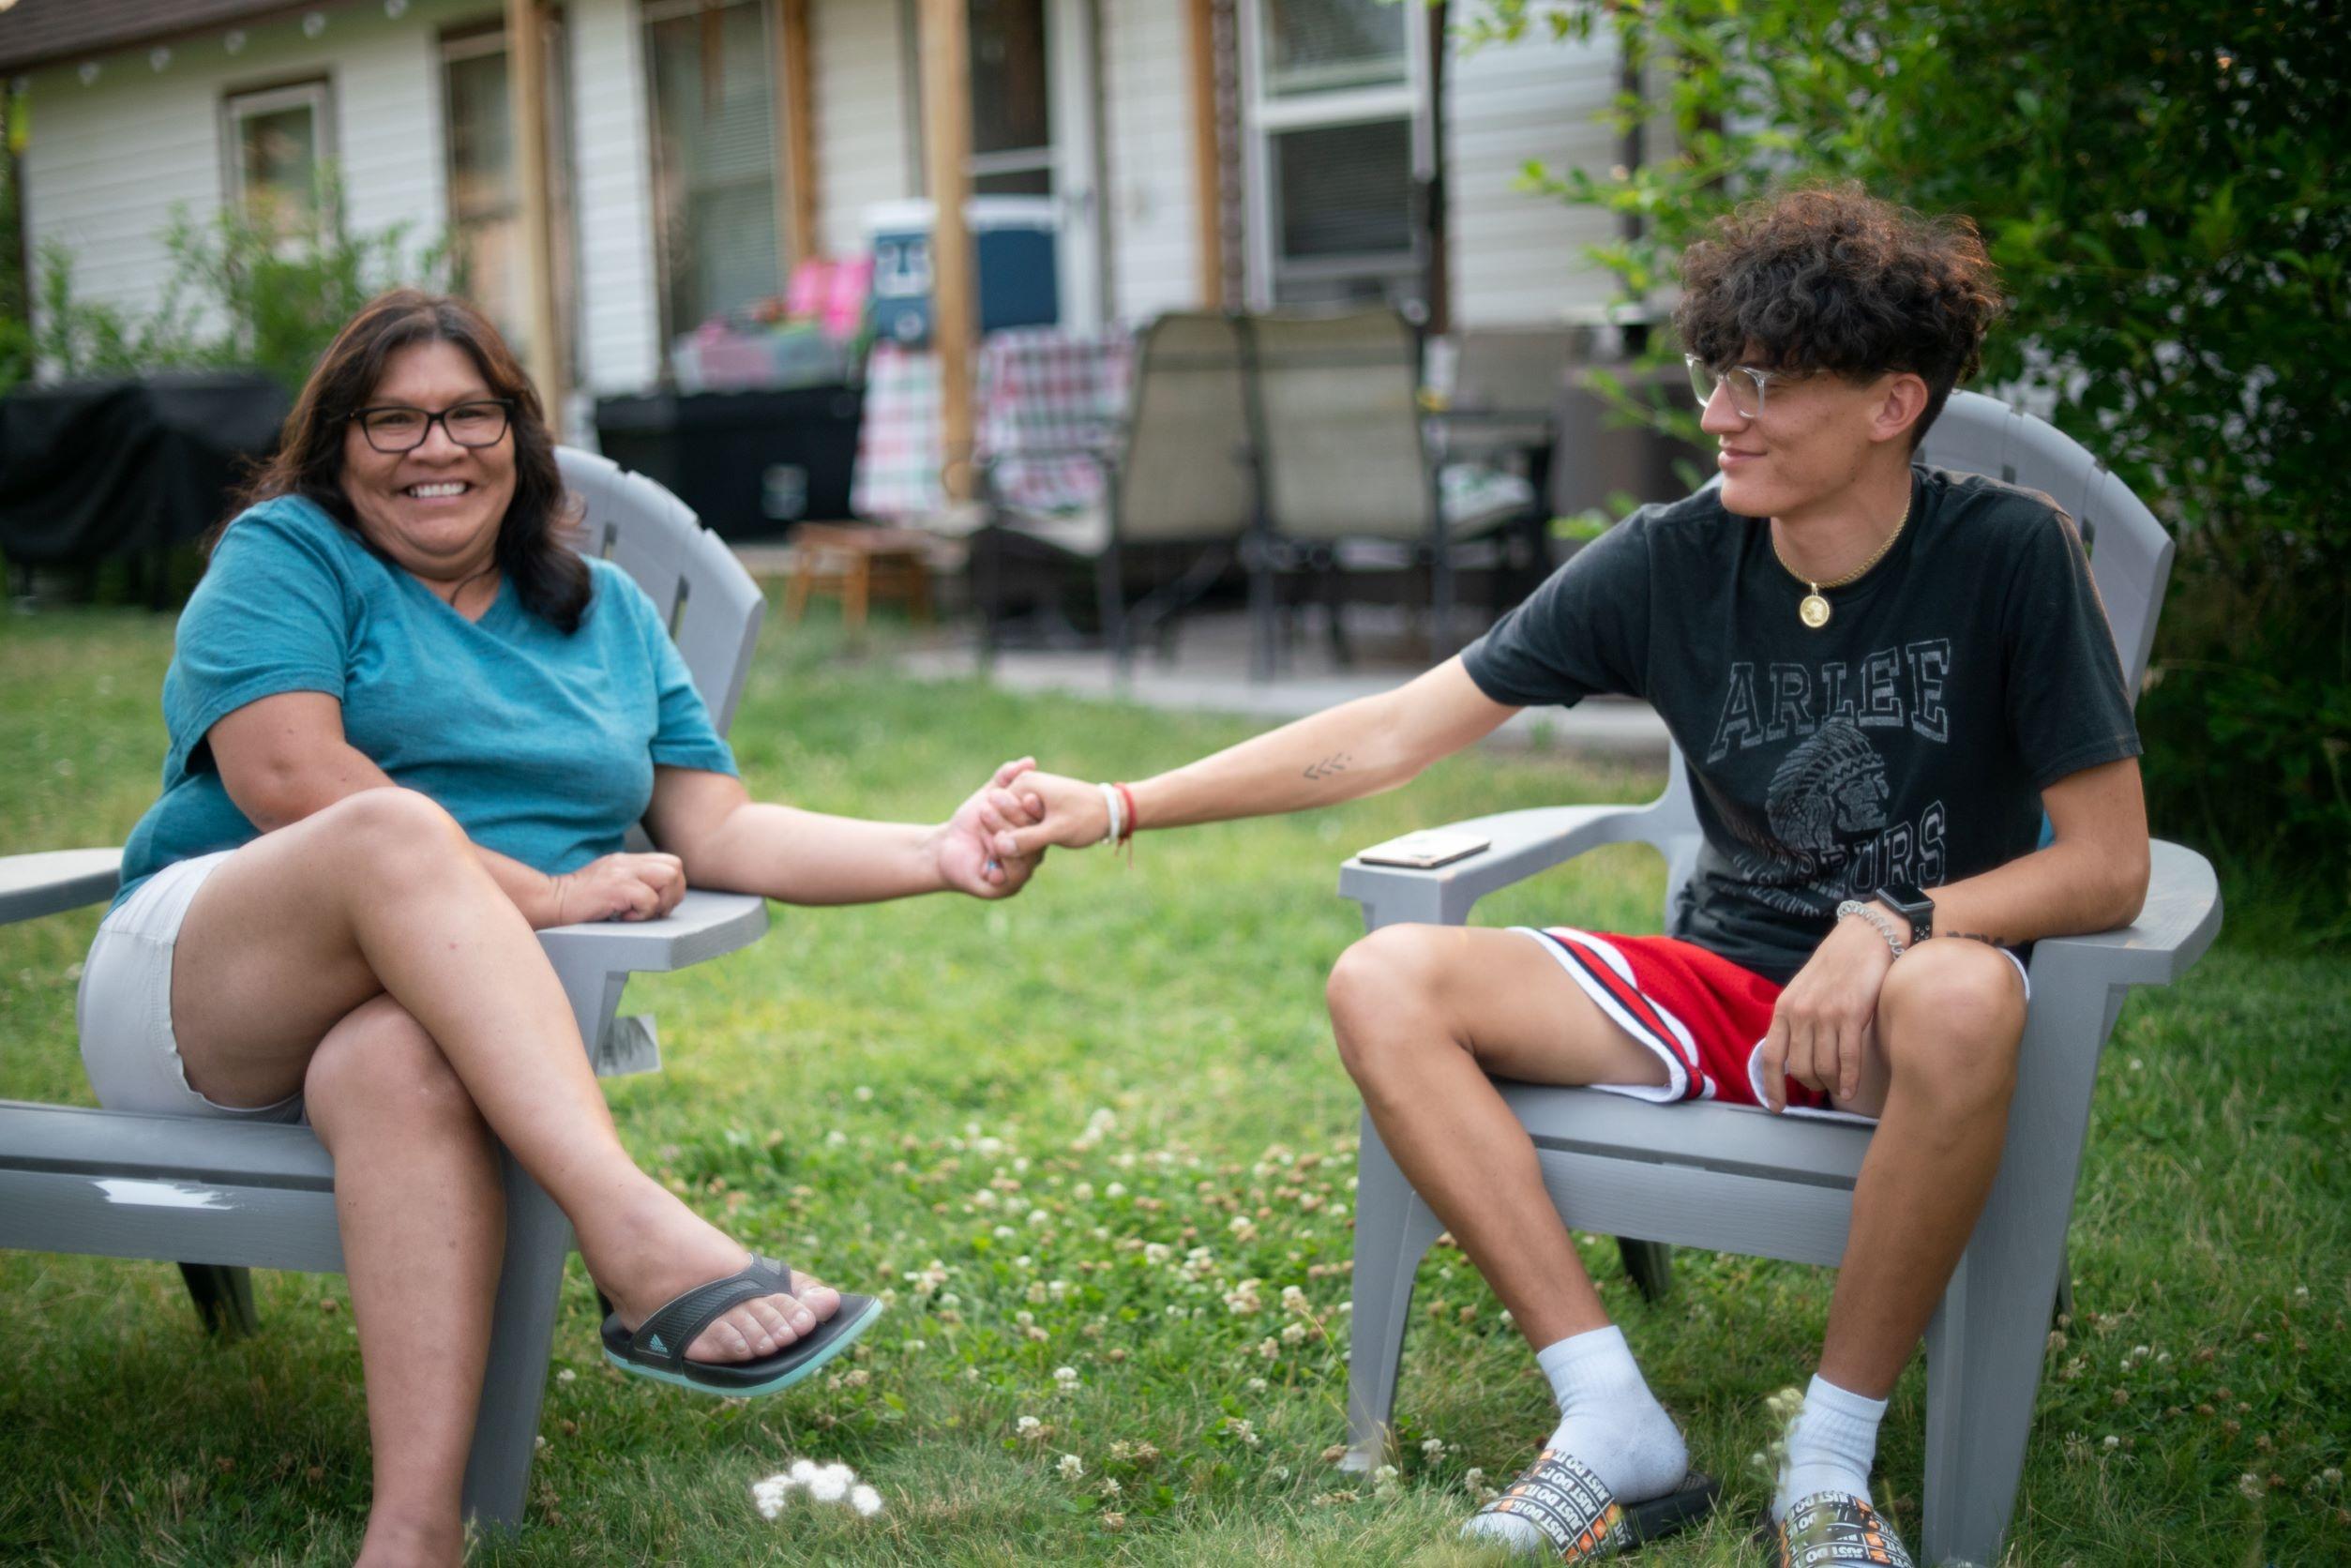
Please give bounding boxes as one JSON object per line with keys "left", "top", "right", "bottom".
{"left": 851, "top": 329, "right": 1133, "bottom": 523}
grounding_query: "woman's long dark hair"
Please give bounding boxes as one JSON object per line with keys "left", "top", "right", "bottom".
{"left": 228, "top": 289, "right": 590, "bottom": 631}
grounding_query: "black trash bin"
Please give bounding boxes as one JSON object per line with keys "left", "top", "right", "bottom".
{"left": 593, "top": 384, "right": 864, "bottom": 540}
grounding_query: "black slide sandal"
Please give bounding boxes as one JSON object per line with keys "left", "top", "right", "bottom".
{"left": 598, "top": 1256, "right": 882, "bottom": 1397}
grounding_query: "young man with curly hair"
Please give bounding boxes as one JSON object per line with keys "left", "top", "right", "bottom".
{"left": 987, "top": 187, "right": 2149, "bottom": 1564}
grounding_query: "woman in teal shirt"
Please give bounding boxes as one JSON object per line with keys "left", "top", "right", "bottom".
{"left": 78, "top": 291, "right": 1040, "bottom": 1566}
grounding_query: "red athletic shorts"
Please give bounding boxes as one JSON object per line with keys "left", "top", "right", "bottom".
{"left": 1514, "top": 927, "right": 2028, "bottom": 1125}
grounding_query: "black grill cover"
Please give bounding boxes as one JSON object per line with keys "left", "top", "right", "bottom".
{"left": 0, "top": 371, "right": 292, "bottom": 566}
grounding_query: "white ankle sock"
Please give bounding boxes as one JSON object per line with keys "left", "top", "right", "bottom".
{"left": 1771, "top": 1374, "right": 1887, "bottom": 1522}
{"left": 1461, "top": 1326, "right": 1689, "bottom": 1555}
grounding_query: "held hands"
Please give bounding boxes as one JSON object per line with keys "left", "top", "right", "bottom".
{"left": 550, "top": 852, "right": 687, "bottom": 926}
{"left": 975, "top": 770, "right": 1113, "bottom": 861}
{"left": 932, "top": 758, "right": 1049, "bottom": 899}
{"left": 1755, "top": 908, "right": 1902, "bottom": 1110}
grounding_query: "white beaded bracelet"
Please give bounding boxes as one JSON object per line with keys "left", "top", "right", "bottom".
{"left": 1835, "top": 898, "right": 1907, "bottom": 957}
{"left": 1097, "top": 781, "right": 1124, "bottom": 847}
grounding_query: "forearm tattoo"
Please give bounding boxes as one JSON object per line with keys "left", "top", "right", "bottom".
{"left": 1302, "top": 753, "right": 1352, "bottom": 781}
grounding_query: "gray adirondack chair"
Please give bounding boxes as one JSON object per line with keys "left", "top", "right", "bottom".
{"left": 1333, "top": 390, "right": 2223, "bottom": 1567}
{"left": 0, "top": 448, "right": 769, "bottom": 1530}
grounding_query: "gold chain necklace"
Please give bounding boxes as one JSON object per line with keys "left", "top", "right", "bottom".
{"left": 1772, "top": 491, "right": 1911, "bottom": 629}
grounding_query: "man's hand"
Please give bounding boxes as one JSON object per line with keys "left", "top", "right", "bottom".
{"left": 1755, "top": 910, "right": 1902, "bottom": 1110}
{"left": 978, "top": 769, "right": 1112, "bottom": 859}
{"left": 550, "top": 852, "right": 687, "bottom": 926}
{"left": 933, "top": 758, "right": 1046, "bottom": 898}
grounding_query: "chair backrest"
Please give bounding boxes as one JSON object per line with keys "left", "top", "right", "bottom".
{"left": 1112, "top": 311, "right": 1258, "bottom": 544}
{"left": 1450, "top": 325, "right": 1579, "bottom": 449}
{"left": 1245, "top": 307, "right": 1433, "bottom": 542}
{"left": 1643, "top": 390, "right": 2174, "bottom": 911}
{"left": 556, "top": 447, "right": 766, "bottom": 731}
{"left": 1917, "top": 389, "right": 2173, "bottom": 693}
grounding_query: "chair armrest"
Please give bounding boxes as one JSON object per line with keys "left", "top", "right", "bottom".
{"left": 1336, "top": 803, "right": 1668, "bottom": 928}
{"left": 0, "top": 848, "right": 123, "bottom": 927}
{"left": 2026, "top": 839, "right": 2223, "bottom": 990}
{"left": 535, "top": 890, "right": 769, "bottom": 976}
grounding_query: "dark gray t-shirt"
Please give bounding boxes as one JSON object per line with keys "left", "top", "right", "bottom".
{"left": 1461, "top": 464, "right": 2142, "bottom": 984}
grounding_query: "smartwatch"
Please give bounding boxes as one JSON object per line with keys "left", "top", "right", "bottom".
{"left": 1874, "top": 882, "right": 1936, "bottom": 944}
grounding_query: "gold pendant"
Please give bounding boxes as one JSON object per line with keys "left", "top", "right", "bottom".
{"left": 1799, "top": 591, "right": 1831, "bottom": 629}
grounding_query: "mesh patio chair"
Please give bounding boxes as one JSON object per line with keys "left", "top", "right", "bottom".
{"left": 0, "top": 449, "right": 771, "bottom": 1530}
{"left": 1242, "top": 308, "right": 1531, "bottom": 678}
{"left": 972, "top": 314, "right": 1258, "bottom": 670}
{"left": 1331, "top": 390, "right": 2221, "bottom": 1567}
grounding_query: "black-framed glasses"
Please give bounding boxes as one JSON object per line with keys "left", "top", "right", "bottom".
{"left": 350, "top": 399, "right": 514, "bottom": 454}
{"left": 1684, "top": 355, "right": 1809, "bottom": 419}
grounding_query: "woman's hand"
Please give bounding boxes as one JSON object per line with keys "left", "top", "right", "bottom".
{"left": 931, "top": 759, "right": 1047, "bottom": 898}
{"left": 1754, "top": 911, "right": 1901, "bottom": 1109}
{"left": 549, "top": 852, "right": 687, "bottom": 926}
{"left": 980, "top": 770, "right": 1112, "bottom": 859}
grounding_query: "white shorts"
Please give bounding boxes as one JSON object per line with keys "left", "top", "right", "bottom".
{"left": 76, "top": 851, "right": 305, "bottom": 1123}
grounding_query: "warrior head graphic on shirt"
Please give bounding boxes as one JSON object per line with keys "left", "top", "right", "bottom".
{"left": 1767, "top": 718, "right": 1890, "bottom": 859}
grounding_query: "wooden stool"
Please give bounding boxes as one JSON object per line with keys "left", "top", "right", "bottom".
{"left": 782, "top": 523, "right": 936, "bottom": 639}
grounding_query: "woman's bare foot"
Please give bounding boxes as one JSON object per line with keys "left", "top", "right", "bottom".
{"left": 354, "top": 1507, "right": 463, "bottom": 1568}
{"left": 576, "top": 1180, "right": 842, "bottom": 1364}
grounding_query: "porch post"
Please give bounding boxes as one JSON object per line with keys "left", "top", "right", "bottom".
{"left": 506, "top": 0, "right": 565, "bottom": 433}
{"left": 916, "top": 0, "right": 975, "bottom": 502}
{"left": 776, "top": 0, "right": 818, "bottom": 268}
{"left": 1186, "top": 0, "right": 1223, "bottom": 309}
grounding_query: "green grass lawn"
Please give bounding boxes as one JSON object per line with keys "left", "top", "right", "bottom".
{"left": 1, "top": 601, "right": 2343, "bottom": 1566}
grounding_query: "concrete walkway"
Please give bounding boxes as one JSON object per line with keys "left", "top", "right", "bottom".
{"left": 891, "top": 609, "right": 1672, "bottom": 762}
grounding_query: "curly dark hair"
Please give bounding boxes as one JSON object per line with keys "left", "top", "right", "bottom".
{"left": 1673, "top": 185, "right": 2004, "bottom": 446}
{"left": 227, "top": 289, "right": 589, "bottom": 631}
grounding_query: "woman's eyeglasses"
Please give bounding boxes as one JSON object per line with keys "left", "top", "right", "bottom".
{"left": 350, "top": 400, "right": 514, "bottom": 454}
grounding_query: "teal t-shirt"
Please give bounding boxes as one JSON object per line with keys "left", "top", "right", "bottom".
{"left": 115, "top": 494, "right": 737, "bottom": 909}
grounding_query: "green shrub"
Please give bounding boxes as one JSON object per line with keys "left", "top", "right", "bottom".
{"left": 31, "top": 172, "right": 447, "bottom": 396}
{"left": 1468, "top": 0, "right": 2350, "bottom": 926}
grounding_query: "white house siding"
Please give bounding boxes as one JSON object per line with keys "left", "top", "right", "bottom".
{"left": 17, "top": 0, "right": 479, "bottom": 347}
{"left": 810, "top": 0, "right": 918, "bottom": 261}
{"left": 570, "top": 0, "right": 660, "bottom": 393}
{"left": 1441, "top": 23, "right": 1625, "bottom": 325}
{"left": 1097, "top": 0, "right": 1201, "bottom": 324}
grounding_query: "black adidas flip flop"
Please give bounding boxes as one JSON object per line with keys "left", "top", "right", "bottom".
{"left": 1469, "top": 1448, "right": 1720, "bottom": 1560}
{"left": 598, "top": 1255, "right": 882, "bottom": 1396}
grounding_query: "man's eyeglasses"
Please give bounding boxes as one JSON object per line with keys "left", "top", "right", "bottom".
{"left": 350, "top": 400, "right": 514, "bottom": 454}
{"left": 1684, "top": 356, "right": 1808, "bottom": 420}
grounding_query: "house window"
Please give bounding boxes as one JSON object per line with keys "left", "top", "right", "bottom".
{"left": 643, "top": 0, "right": 781, "bottom": 337}
{"left": 224, "top": 81, "right": 335, "bottom": 240}
{"left": 441, "top": 23, "right": 576, "bottom": 369}
{"left": 1243, "top": 0, "right": 1426, "bottom": 309}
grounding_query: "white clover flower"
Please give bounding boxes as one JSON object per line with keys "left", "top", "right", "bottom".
{"left": 1017, "top": 1415, "right": 1043, "bottom": 1435}
{"left": 1464, "top": 1467, "right": 1485, "bottom": 1493}
{"left": 1027, "top": 1282, "right": 1049, "bottom": 1304}
{"left": 1014, "top": 1254, "right": 1034, "bottom": 1270}
{"left": 993, "top": 1225, "right": 1017, "bottom": 1240}
{"left": 1073, "top": 1182, "right": 1094, "bottom": 1201}
{"left": 1245, "top": 1376, "right": 1268, "bottom": 1395}
{"left": 1048, "top": 1279, "right": 1071, "bottom": 1301}
{"left": 555, "top": 1368, "right": 577, "bottom": 1383}
{"left": 853, "top": 1084, "right": 874, "bottom": 1101}
{"left": 1423, "top": 1438, "right": 1445, "bottom": 1458}
{"left": 1223, "top": 1278, "right": 1265, "bottom": 1315}
{"left": 1055, "top": 1365, "right": 1081, "bottom": 1391}
{"left": 1028, "top": 1208, "right": 1052, "bottom": 1229}
{"left": 850, "top": 1484, "right": 882, "bottom": 1516}
{"left": 824, "top": 1129, "right": 848, "bottom": 1148}
{"left": 972, "top": 1188, "right": 1000, "bottom": 1209}
{"left": 791, "top": 1459, "right": 821, "bottom": 1483}
{"left": 2238, "top": 1472, "right": 2265, "bottom": 1500}
{"left": 1102, "top": 1476, "right": 1123, "bottom": 1496}
{"left": 807, "top": 1466, "right": 852, "bottom": 1503}
{"left": 1058, "top": 1453, "right": 1086, "bottom": 1480}
{"left": 908, "top": 1259, "right": 952, "bottom": 1293}
{"left": 1258, "top": 1337, "right": 1280, "bottom": 1360}
{"left": 940, "top": 1290, "right": 961, "bottom": 1308}
{"left": 1144, "top": 1243, "right": 1173, "bottom": 1266}
{"left": 2103, "top": 1435, "right": 2120, "bottom": 1451}
{"left": 1281, "top": 1322, "right": 1307, "bottom": 1344}
{"left": 1223, "top": 1416, "right": 1260, "bottom": 1447}
{"left": 1269, "top": 1465, "right": 1291, "bottom": 1482}
{"left": 1106, "top": 1182, "right": 1126, "bottom": 1199}
{"left": 1280, "top": 1285, "right": 1310, "bottom": 1313}
{"left": 1228, "top": 1215, "right": 1258, "bottom": 1243}
{"left": 1016, "top": 1310, "right": 1035, "bottom": 1326}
